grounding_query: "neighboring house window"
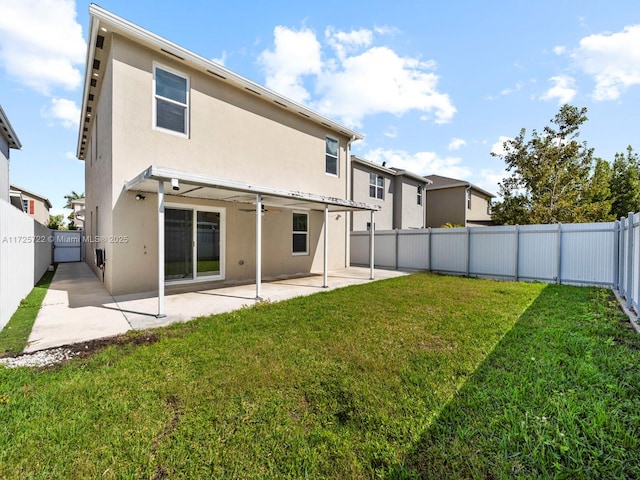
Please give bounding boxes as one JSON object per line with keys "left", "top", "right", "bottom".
{"left": 466, "top": 189, "right": 472, "bottom": 209}
{"left": 292, "top": 212, "right": 308, "bottom": 255}
{"left": 325, "top": 137, "right": 338, "bottom": 175}
{"left": 417, "top": 185, "right": 423, "bottom": 205}
{"left": 366, "top": 222, "right": 374, "bottom": 231}
{"left": 369, "top": 173, "right": 384, "bottom": 199}
{"left": 487, "top": 198, "right": 492, "bottom": 215}
{"left": 154, "top": 65, "right": 189, "bottom": 135}
{"left": 22, "top": 199, "right": 28, "bottom": 213}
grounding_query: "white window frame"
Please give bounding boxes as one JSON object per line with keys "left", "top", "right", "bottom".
{"left": 292, "top": 211, "right": 309, "bottom": 256}
{"left": 466, "top": 189, "right": 472, "bottom": 209}
{"left": 165, "top": 203, "right": 226, "bottom": 284}
{"left": 369, "top": 173, "right": 384, "bottom": 200}
{"left": 325, "top": 136, "right": 339, "bottom": 176}
{"left": 153, "top": 63, "right": 190, "bottom": 137}
{"left": 417, "top": 185, "right": 423, "bottom": 206}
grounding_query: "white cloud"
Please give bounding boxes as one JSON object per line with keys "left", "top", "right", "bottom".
{"left": 364, "top": 148, "right": 471, "bottom": 179}
{"left": 384, "top": 126, "right": 398, "bottom": 138}
{"left": 540, "top": 75, "right": 577, "bottom": 104}
{"left": 553, "top": 45, "right": 566, "bottom": 55}
{"left": 0, "top": 0, "right": 86, "bottom": 95}
{"left": 491, "top": 136, "right": 514, "bottom": 157}
{"left": 42, "top": 97, "right": 80, "bottom": 128}
{"left": 448, "top": 137, "right": 467, "bottom": 151}
{"left": 258, "top": 26, "right": 322, "bottom": 103}
{"left": 64, "top": 151, "right": 76, "bottom": 160}
{"left": 259, "top": 25, "right": 455, "bottom": 128}
{"left": 571, "top": 24, "right": 640, "bottom": 100}
{"left": 211, "top": 51, "right": 227, "bottom": 66}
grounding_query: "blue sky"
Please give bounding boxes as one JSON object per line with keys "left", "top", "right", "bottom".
{"left": 1, "top": 1, "right": 639, "bottom": 219}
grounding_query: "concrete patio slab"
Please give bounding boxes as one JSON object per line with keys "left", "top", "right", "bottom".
{"left": 25, "top": 262, "right": 407, "bottom": 352}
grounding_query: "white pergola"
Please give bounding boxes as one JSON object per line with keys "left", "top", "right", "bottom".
{"left": 125, "top": 166, "right": 379, "bottom": 317}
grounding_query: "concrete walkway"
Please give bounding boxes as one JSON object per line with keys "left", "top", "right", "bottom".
{"left": 25, "top": 262, "right": 406, "bottom": 352}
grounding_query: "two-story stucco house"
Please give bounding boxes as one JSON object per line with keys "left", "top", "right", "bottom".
{"left": 425, "top": 175, "right": 495, "bottom": 227}
{"left": 76, "top": 6, "right": 378, "bottom": 315}
{"left": 351, "top": 156, "right": 430, "bottom": 231}
{"left": 9, "top": 185, "right": 52, "bottom": 226}
{"left": 0, "top": 105, "right": 21, "bottom": 204}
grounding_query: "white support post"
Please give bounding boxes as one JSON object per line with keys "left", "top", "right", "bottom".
{"left": 256, "top": 194, "right": 262, "bottom": 300}
{"left": 369, "top": 210, "right": 375, "bottom": 280}
{"left": 323, "top": 204, "right": 329, "bottom": 288}
{"left": 157, "top": 180, "right": 166, "bottom": 318}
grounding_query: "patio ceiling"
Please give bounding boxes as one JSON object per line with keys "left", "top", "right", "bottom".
{"left": 124, "top": 166, "right": 381, "bottom": 212}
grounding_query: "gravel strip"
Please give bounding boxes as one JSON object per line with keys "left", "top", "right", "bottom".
{"left": 0, "top": 348, "right": 76, "bottom": 368}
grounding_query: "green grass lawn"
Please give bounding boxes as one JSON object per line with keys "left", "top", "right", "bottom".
{"left": 0, "top": 266, "right": 56, "bottom": 356}
{"left": 0, "top": 273, "right": 638, "bottom": 479}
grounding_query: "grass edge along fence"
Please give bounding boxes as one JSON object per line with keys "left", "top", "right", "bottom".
{"left": 352, "top": 215, "right": 640, "bottom": 327}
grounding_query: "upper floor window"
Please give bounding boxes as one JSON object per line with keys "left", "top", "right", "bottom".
{"left": 154, "top": 65, "right": 189, "bottom": 136}
{"left": 417, "top": 185, "right": 423, "bottom": 205}
{"left": 369, "top": 173, "right": 384, "bottom": 199}
{"left": 487, "top": 198, "right": 492, "bottom": 215}
{"left": 466, "top": 189, "right": 472, "bottom": 209}
{"left": 22, "top": 199, "right": 28, "bottom": 213}
{"left": 325, "top": 137, "right": 338, "bottom": 175}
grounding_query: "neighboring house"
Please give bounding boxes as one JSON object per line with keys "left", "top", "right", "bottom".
{"left": 425, "top": 175, "right": 495, "bottom": 227}
{"left": 70, "top": 197, "right": 85, "bottom": 229}
{"left": 9, "top": 185, "right": 52, "bottom": 226}
{"left": 76, "top": 5, "right": 378, "bottom": 308}
{"left": 0, "top": 105, "right": 21, "bottom": 203}
{"left": 351, "top": 155, "right": 430, "bottom": 230}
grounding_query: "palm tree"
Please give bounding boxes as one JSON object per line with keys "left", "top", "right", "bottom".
{"left": 64, "top": 190, "right": 84, "bottom": 209}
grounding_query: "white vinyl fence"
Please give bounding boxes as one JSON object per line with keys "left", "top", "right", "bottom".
{"left": 351, "top": 221, "right": 619, "bottom": 288}
{"left": 0, "top": 200, "right": 52, "bottom": 330}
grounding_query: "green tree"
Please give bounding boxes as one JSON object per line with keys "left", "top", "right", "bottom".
{"left": 492, "top": 105, "right": 612, "bottom": 225}
{"left": 609, "top": 146, "right": 640, "bottom": 220}
{"left": 47, "top": 214, "right": 64, "bottom": 230}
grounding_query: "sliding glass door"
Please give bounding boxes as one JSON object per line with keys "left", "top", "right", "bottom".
{"left": 165, "top": 206, "right": 224, "bottom": 282}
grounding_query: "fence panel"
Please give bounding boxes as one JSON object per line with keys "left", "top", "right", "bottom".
{"left": 560, "top": 222, "right": 617, "bottom": 287}
{"left": 0, "top": 200, "right": 52, "bottom": 330}
{"left": 517, "top": 224, "right": 559, "bottom": 282}
{"left": 397, "top": 230, "right": 429, "bottom": 270}
{"left": 430, "top": 228, "right": 467, "bottom": 274}
{"left": 469, "top": 226, "right": 515, "bottom": 279}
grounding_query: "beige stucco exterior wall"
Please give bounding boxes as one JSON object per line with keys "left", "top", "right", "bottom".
{"left": 425, "top": 186, "right": 466, "bottom": 227}
{"left": 17, "top": 193, "right": 49, "bottom": 226}
{"left": 395, "top": 178, "right": 426, "bottom": 229}
{"left": 467, "top": 189, "right": 492, "bottom": 224}
{"left": 351, "top": 163, "right": 391, "bottom": 230}
{"left": 85, "top": 35, "right": 352, "bottom": 295}
{"left": 84, "top": 46, "right": 115, "bottom": 290}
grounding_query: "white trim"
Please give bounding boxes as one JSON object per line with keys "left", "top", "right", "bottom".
{"left": 164, "top": 202, "right": 226, "bottom": 284}
{"left": 153, "top": 62, "right": 190, "bottom": 138}
{"left": 325, "top": 136, "right": 339, "bottom": 177}
{"left": 292, "top": 211, "right": 309, "bottom": 256}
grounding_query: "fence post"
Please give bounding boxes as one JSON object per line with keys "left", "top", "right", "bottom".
{"left": 426, "top": 227, "right": 432, "bottom": 272}
{"left": 556, "top": 223, "right": 562, "bottom": 284}
{"left": 627, "top": 212, "right": 634, "bottom": 309}
{"left": 395, "top": 229, "right": 399, "bottom": 270}
{"left": 613, "top": 220, "right": 619, "bottom": 290}
{"left": 514, "top": 225, "right": 519, "bottom": 281}
{"left": 466, "top": 227, "right": 471, "bottom": 277}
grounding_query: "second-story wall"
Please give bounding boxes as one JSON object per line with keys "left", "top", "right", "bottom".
{"left": 394, "top": 177, "right": 426, "bottom": 229}
{"left": 467, "top": 189, "right": 492, "bottom": 224}
{"left": 351, "top": 162, "right": 392, "bottom": 230}
{"left": 426, "top": 186, "right": 466, "bottom": 227}
{"left": 110, "top": 36, "right": 352, "bottom": 206}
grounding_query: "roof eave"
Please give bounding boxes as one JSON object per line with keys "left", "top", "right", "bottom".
{"left": 0, "top": 104, "right": 22, "bottom": 150}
